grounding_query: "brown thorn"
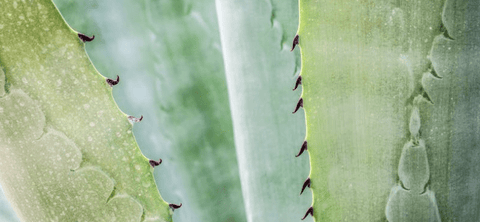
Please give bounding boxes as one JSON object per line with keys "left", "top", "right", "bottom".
{"left": 169, "top": 203, "right": 182, "bottom": 210}
{"left": 106, "top": 75, "right": 120, "bottom": 87}
{"left": 128, "top": 115, "right": 144, "bottom": 123}
{"left": 291, "top": 34, "right": 299, "bottom": 51}
{"left": 292, "top": 98, "right": 303, "bottom": 114}
{"left": 78, "top": 33, "right": 95, "bottom": 42}
{"left": 293, "top": 75, "right": 302, "bottom": 91}
{"left": 295, "top": 141, "right": 308, "bottom": 157}
{"left": 300, "top": 177, "right": 311, "bottom": 195}
{"left": 301, "top": 206, "right": 313, "bottom": 220}
{"left": 149, "top": 159, "right": 162, "bottom": 168}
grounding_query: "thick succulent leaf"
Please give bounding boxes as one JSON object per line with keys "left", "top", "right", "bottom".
{"left": 0, "top": 0, "right": 171, "bottom": 221}
{"left": 216, "top": 0, "right": 312, "bottom": 221}
{"left": 51, "top": 0, "right": 246, "bottom": 221}
{"left": 298, "top": 0, "right": 480, "bottom": 221}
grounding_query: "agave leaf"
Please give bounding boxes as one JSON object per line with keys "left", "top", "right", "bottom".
{"left": 0, "top": 0, "right": 171, "bottom": 221}
{"left": 216, "top": 0, "right": 312, "bottom": 221}
{"left": 51, "top": 0, "right": 247, "bottom": 221}
{"left": 297, "top": 0, "right": 480, "bottom": 221}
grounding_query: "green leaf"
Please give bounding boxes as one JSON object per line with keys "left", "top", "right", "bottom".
{"left": 0, "top": 0, "right": 170, "bottom": 221}
{"left": 298, "top": 0, "right": 480, "bottom": 221}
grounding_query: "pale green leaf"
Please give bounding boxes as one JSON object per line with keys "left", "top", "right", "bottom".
{"left": 216, "top": 0, "right": 312, "bottom": 221}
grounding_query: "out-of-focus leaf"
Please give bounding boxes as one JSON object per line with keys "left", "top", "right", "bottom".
{"left": 216, "top": 0, "right": 312, "bottom": 221}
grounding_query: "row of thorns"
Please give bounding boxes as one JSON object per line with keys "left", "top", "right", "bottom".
{"left": 78, "top": 32, "right": 183, "bottom": 212}
{"left": 291, "top": 34, "right": 313, "bottom": 220}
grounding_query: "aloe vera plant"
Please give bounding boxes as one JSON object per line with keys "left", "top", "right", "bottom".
{"left": 2, "top": 0, "right": 480, "bottom": 221}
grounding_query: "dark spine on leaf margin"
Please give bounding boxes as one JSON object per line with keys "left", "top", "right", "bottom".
{"left": 78, "top": 33, "right": 95, "bottom": 42}
{"left": 106, "top": 75, "right": 120, "bottom": 87}
{"left": 300, "top": 177, "right": 311, "bottom": 195}
{"left": 291, "top": 35, "right": 299, "bottom": 51}
{"left": 293, "top": 75, "right": 302, "bottom": 91}
{"left": 301, "top": 207, "right": 313, "bottom": 220}
{"left": 149, "top": 159, "right": 162, "bottom": 168}
{"left": 295, "top": 141, "right": 307, "bottom": 157}
{"left": 292, "top": 97, "right": 303, "bottom": 114}
{"left": 169, "top": 203, "right": 182, "bottom": 211}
